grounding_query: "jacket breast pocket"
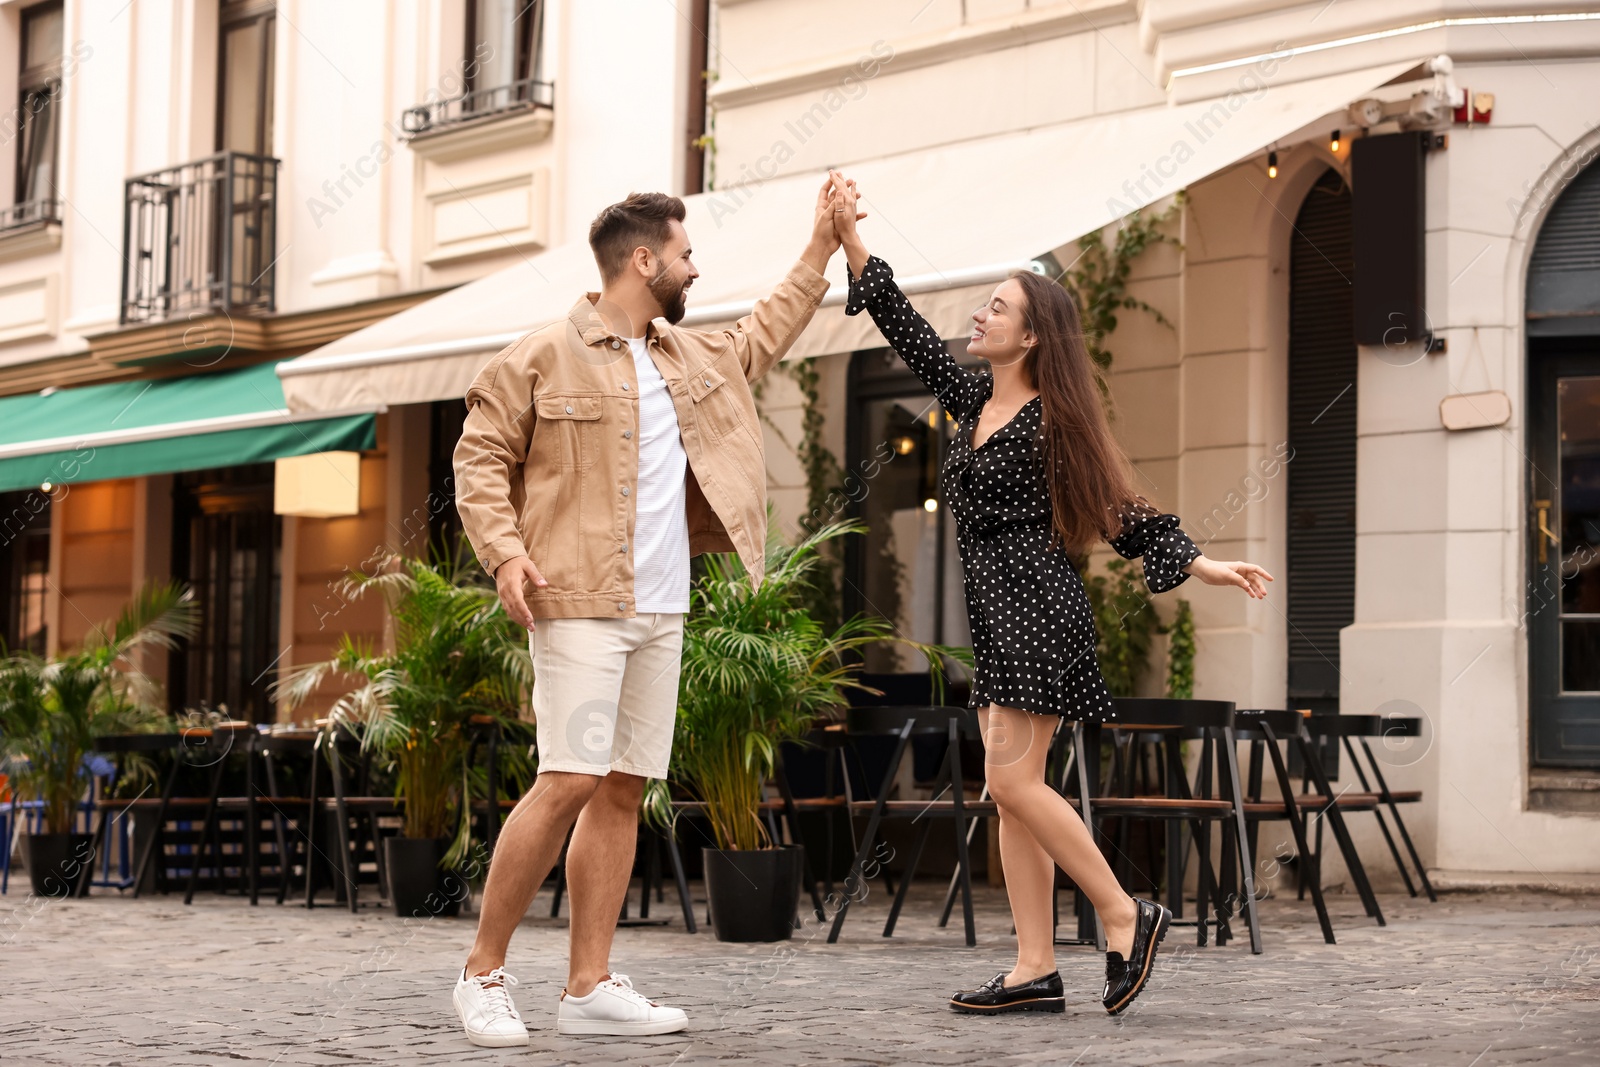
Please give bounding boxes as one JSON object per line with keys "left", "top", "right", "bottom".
{"left": 686, "top": 364, "right": 732, "bottom": 443}
{"left": 534, "top": 394, "right": 603, "bottom": 470}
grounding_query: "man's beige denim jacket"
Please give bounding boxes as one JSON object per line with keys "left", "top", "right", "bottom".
{"left": 452, "top": 260, "right": 829, "bottom": 619}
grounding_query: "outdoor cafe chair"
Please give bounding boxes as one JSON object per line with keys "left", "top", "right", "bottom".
{"left": 1077, "top": 698, "right": 1263, "bottom": 954}
{"left": 219, "top": 728, "right": 320, "bottom": 907}
{"left": 85, "top": 735, "right": 187, "bottom": 895}
{"left": 1303, "top": 713, "right": 1435, "bottom": 902}
{"left": 307, "top": 723, "right": 399, "bottom": 912}
{"left": 826, "top": 706, "right": 989, "bottom": 948}
{"left": 1235, "top": 710, "right": 1388, "bottom": 929}
{"left": 1232, "top": 709, "right": 1337, "bottom": 944}
{"left": 127, "top": 728, "right": 238, "bottom": 898}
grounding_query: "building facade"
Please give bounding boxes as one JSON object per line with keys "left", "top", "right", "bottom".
{"left": 0, "top": 0, "right": 703, "bottom": 715}
{"left": 3, "top": 0, "right": 1598, "bottom": 886}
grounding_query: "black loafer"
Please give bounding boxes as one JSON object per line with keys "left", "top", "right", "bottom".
{"left": 950, "top": 970, "right": 1065, "bottom": 1014}
{"left": 1102, "top": 898, "right": 1172, "bottom": 1016}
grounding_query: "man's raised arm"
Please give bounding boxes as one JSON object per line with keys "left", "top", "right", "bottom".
{"left": 720, "top": 172, "right": 859, "bottom": 382}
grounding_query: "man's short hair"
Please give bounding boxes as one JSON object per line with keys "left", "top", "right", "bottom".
{"left": 588, "top": 193, "right": 687, "bottom": 283}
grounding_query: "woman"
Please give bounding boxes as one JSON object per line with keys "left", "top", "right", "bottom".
{"left": 827, "top": 171, "right": 1272, "bottom": 1017}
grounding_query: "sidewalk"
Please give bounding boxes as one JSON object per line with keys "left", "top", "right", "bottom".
{"left": 4, "top": 881, "right": 1597, "bottom": 1066}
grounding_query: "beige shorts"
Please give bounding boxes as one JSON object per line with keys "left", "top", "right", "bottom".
{"left": 528, "top": 613, "right": 684, "bottom": 779}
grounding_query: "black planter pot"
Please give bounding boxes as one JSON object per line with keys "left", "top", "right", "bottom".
{"left": 22, "top": 833, "right": 96, "bottom": 898}
{"left": 702, "top": 845, "right": 804, "bottom": 942}
{"left": 383, "top": 836, "right": 466, "bottom": 918}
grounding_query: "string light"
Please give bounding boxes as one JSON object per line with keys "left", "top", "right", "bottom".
{"left": 1331, "top": 128, "right": 1341, "bottom": 152}
{"left": 1267, "top": 150, "right": 1279, "bottom": 178}
{"left": 923, "top": 498, "right": 939, "bottom": 513}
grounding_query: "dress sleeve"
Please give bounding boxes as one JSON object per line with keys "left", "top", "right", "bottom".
{"left": 845, "top": 255, "right": 985, "bottom": 418}
{"left": 1107, "top": 498, "right": 1203, "bottom": 594}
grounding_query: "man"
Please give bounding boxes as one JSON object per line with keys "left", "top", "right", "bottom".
{"left": 450, "top": 175, "right": 852, "bottom": 1045}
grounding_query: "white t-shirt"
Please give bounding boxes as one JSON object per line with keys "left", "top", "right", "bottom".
{"left": 625, "top": 337, "right": 690, "bottom": 613}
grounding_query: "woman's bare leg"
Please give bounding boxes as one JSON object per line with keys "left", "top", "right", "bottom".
{"left": 980, "top": 704, "right": 1139, "bottom": 959}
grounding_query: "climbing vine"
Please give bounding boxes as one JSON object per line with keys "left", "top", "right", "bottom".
{"left": 1081, "top": 558, "right": 1158, "bottom": 698}
{"left": 779, "top": 359, "right": 846, "bottom": 633}
{"left": 1061, "top": 194, "right": 1183, "bottom": 382}
{"left": 1163, "top": 598, "right": 1196, "bottom": 700}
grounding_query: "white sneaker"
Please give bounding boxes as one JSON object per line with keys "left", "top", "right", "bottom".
{"left": 453, "top": 967, "right": 530, "bottom": 1047}
{"left": 557, "top": 972, "right": 688, "bottom": 1036}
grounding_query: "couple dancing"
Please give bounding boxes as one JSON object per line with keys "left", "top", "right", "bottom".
{"left": 450, "top": 170, "right": 1272, "bottom": 1045}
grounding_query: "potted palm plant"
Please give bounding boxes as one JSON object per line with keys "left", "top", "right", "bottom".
{"left": 0, "top": 582, "right": 197, "bottom": 897}
{"left": 274, "top": 544, "right": 533, "bottom": 918}
{"left": 653, "top": 520, "right": 967, "bottom": 942}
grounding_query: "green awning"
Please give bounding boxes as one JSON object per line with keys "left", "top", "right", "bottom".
{"left": 0, "top": 361, "right": 378, "bottom": 494}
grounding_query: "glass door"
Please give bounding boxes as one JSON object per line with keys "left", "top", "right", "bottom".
{"left": 1529, "top": 342, "right": 1600, "bottom": 766}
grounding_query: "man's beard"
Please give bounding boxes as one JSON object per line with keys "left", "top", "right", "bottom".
{"left": 649, "top": 271, "right": 689, "bottom": 325}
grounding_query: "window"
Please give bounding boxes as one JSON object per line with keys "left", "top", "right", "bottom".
{"left": 217, "top": 0, "right": 275, "bottom": 156}
{"left": 464, "top": 0, "right": 544, "bottom": 114}
{"left": 683, "top": 0, "right": 710, "bottom": 195}
{"left": 11, "top": 1, "right": 62, "bottom": 229}
{"left": 0, "top": 489, "right": 51, "bottom": 655}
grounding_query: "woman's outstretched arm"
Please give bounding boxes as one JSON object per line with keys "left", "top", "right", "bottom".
{"left": 1108, "top": 499, "right": 1274, "bottom": 598}
{"left": 834, "top": 173, "right": 984, "bottom": 418}
{"left": 1106, "top": 499, "right": 1204, "bottom": 594}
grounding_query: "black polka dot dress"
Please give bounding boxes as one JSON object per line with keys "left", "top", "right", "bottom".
{"left": 846, "top": 255, "right": 1203, "bottom": 722}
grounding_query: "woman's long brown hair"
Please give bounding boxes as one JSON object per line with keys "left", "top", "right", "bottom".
{"left": 1009, "top": 270, "right": 1139, "bottom": 552}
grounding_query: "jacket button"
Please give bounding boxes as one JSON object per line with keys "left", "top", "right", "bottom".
{"left": 621, "top": 486, "right": 629, "bottom": 497}
{"left": 621, "top": 382, "right": 630, "bottom": 391}
{"left": 623, "top": 429, "right": 632, "bottom": 439}
{"left": 619, "top": 543, "right": 626, "bottom": 553}
{"left": 610, "top": 340, "right": 620, "bottom": 349}
{"left": 564, "top": 404, "right": 573, "bottom": 414}
{"left": 617, "top": 601, "right": 626, "bottom": 611}
{"left": 704, "top": 378, "right": 712, "bottom": 387}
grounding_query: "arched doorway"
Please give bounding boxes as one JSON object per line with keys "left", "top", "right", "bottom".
{"left": 1285, "top": 168, "right": 1358, "bottom": 716}
{"left": 1527, "top": 158, "right": 1600, "bottom": 767}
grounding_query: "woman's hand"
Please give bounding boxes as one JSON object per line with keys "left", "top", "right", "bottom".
{"left": 1183, "top": 556, "right": 1274, "bottom": 599}
{"left": 828, "top": 169, "right": 871, "bottom": 277}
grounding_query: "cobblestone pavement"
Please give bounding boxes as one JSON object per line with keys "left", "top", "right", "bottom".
{"left": 4, "top": 880, "right": 1598, "bottom": 1066}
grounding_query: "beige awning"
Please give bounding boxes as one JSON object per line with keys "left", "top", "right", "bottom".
{"left": 279, "top": 59, "right": 1416, "bottom": 414}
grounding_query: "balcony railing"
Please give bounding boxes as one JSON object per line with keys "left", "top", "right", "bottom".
{"left": 121, "top": 151, "right": 279, "bottom": 325}
{"left": 401, "top": 76, "right": 554, "bottom": 137}
{"left": 0, "top": 197, "right": 60, "bottom": 232}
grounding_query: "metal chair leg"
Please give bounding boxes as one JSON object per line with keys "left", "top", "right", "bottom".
{"left": 1297, "top": 726, "right": 1384, "bottom": 926}
{"left": 327, "top": 739, "right": 358, "bottom": 913}
{"left": 1260, "top": 723, "right": 1335, "bottom": 944}
{"left": 828, "top": 721, "right": 914, "bottom": 944}
{"left": 184, "top": 757, "right": 229, "bottom": 905}
{"left": 1221, "top": 726, "right": 1263, "bottom": 954}
{"left": 133, "top": 749, "right": 184, "bottom": 899}
{"left": 1358, "top": 737, "right": 1437, "bottom": 902}
{"left": 662, "top": 825, "right": 696, "bottom": 933}
{"left": 948, "top": 718, "right": 976, "bottom": 947}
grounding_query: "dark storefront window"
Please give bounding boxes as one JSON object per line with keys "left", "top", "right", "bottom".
{"left": 169, "top": 464, "right": 280, "bottom": 722}
{"left": 429, "top": 399, "right": 468, "bottom": 559}
{"left": 845, "top": 346, "right": 971, "bottom": 675}
{"left": 0, "top": 489, "right": 51, "bottom": 654}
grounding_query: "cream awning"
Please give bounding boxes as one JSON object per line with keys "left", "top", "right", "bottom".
{"left": 279, "top": 60, "right": 1415, "bottom": 414}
